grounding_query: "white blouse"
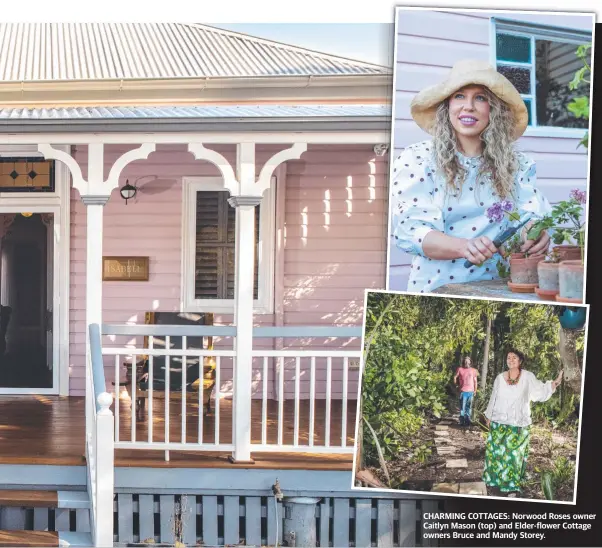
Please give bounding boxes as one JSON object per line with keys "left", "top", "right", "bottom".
{"left": 390, "top": 140, "right": 552, "bottom": 293}
{"left": 484, "top": 370, "right": 555, "bottom": 428}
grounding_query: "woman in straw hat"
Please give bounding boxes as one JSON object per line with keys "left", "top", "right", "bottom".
{"left": 391, "top": 60, "right": 552, "bottom": 293}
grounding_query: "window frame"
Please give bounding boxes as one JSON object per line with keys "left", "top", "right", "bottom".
{"left": 491, "top": 17, "right": 592, "bottom": 138}
{"left": 181, "top": 176, "right": 276, "bottom": 314}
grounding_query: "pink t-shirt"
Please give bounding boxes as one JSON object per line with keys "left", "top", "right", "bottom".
{"left": 456, "top": 367, "right": 478, "bottom": 392}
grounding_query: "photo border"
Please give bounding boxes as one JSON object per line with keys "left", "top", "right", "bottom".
{"left": 351, "top": 287, "right": 590, "bottom": 505}
{"left": 385, "top": 5, "right": 596, "bottom": 303}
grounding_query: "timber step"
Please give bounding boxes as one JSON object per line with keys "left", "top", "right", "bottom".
{"left": 0, "top": 530, "right": 58, "bottom": 547}
{"left": 0, "top": 490, "right": 90, "bottom": 509}
{"left": 0, "top": 531, "right": 91, "bottom": 547}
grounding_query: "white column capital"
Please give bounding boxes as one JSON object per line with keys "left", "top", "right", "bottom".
{"left": 228, "top": 196, "right": 262, "bottom": 208}
{"left": 81, "top": 195, "right": 111, "bottom": 206}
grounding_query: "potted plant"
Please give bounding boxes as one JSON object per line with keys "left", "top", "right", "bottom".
{"left": 487, "top": 202, "right": 543, "bottom": 293}
{"left": 528, "top": 189, "right": 586, "bottom": 303}
{"left": 535, "top": 248, "right": 561, "bottom": 300}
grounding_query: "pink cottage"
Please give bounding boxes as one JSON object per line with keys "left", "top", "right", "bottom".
{"left": 0, "top": 24, "right": 424, "bottom": 547}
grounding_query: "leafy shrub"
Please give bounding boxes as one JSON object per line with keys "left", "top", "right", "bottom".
{"left": 541, "top": 456, "right": 576, "bottom": 500}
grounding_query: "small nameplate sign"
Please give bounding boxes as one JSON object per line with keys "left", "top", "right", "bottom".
{"left": 102, "top": 256, "right": 149, "bottom": 281}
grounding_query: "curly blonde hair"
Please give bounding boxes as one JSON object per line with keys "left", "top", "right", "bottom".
{"left": 431, "top": 87, "right": 519, "bottom": 199}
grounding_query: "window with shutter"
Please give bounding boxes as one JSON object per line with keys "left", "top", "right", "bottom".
{"left": 194, "top": 191, "right": 260, "bottom": 300}
{"left": 181, "top": 177, "right": 275, "bottom": 314}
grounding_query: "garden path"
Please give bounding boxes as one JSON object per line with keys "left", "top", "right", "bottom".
{"left": 429, "top": 415, "right": 488, "bottom": 496}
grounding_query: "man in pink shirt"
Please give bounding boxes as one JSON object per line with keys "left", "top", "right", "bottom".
{"left": 454, "top": 356, "right": 479, "bottom": 426}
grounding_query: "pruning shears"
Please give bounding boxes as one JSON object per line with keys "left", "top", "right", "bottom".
{"left": 463, "top": 216, "right": 532, "bottom": 268}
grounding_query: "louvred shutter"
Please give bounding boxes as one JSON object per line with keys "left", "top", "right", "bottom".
{"left": 195, "top": 191, "right": 260, "bottom": 300}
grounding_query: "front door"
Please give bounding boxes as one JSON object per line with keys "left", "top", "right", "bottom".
{"left": 0, "top": 210, "right": 60, "bottom": 393}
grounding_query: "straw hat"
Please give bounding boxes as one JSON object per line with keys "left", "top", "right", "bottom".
{"left": 410, "top": 59, "right": 529, "bottom": 140}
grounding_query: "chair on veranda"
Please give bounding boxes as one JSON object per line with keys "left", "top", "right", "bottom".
{"left": 123, "top": 312, "right": 216, "bottom": 421}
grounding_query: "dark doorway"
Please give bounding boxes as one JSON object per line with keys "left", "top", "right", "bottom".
{"left": 0, "top": 213, "right": 53, "bottom": 389}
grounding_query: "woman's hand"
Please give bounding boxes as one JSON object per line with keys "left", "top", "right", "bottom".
{"left": 461, "top": 236, "right": 499, "bottom": 265}
{"left": 521, "top": 223, "right": 550, "bottom": 255}
{"left": 552, "top": 370, "right": 564, "bottom": 390}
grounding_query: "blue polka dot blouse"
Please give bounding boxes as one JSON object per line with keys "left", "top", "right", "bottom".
{"left": 390, "top": 140, "right": 552, "bottom": 293}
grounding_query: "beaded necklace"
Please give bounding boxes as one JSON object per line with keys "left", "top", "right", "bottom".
{"left": 506, "top": 369, "right": 521, "bottom": 385}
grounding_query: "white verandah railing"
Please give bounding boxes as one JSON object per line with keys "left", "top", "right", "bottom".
{"left": 101, "top": 324, "right": 361, "bottom": 460}
{"left": 86, "top": 323, "right": 115, "bottom": 548}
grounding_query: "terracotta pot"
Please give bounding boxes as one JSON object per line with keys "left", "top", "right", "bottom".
{"left": 537, "top": 261, "right": 560, "bottom": 292}
{"left": 558, "top": 260, "right": 584, "bottom": 301}
{"left": 510, "top": 254, "right": 543, "bottom": 285}
{"left": 553, "top": 245, "right": 582, "bottom": 262}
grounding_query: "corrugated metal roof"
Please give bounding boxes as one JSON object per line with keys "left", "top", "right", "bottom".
{"left": 0, "top": 23, "right": 390, "bottom": 81}
{"left": 0, "top": 104, "right": 391, "bottom": 120}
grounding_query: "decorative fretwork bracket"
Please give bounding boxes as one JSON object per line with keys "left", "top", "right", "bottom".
{"left": 188, "top": 142, "right": 307, "bottom": 197}
{"left": 38, "top": 143, "right": 156, "bottom": 199}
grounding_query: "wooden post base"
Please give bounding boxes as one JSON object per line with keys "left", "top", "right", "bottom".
{"left": 227, "top": 456, "right": 256, "bottom": 465}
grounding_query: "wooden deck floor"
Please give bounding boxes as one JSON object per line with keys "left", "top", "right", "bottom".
{"left": 0, "top": 396, "right": 356, "bottom": 470}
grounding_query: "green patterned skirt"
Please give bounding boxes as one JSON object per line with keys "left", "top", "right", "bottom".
{"left": 482, "top": 421, "right": 530, "bottom": 493}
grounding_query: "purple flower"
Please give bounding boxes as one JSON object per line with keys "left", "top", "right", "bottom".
{"left": 501, "top": 200, "right": 514, "bottom": 212}
{"left": 486, "top": 200, "right": 517, "bottom": 223}
{"left": 486, "top": 203, "right": 504, "bottom": 223}
{"left": 570, "top": 189, "right": 587, "bottom": 205}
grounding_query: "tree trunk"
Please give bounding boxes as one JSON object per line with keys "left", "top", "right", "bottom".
{"left": 356, "top": 398, "right": 364, "bottom": 476}
{"left": 470, "top": 344, "right": 479, "bottom": 366}
{"left": 480, "top": 315, "right": 492, "bottom": 390}
{"left": 558, "top": 326, "right": 582, "bottom": 393}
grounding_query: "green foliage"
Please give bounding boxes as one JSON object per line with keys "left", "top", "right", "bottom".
{"left": 410, "top": 443, "right": 433, "bottom": 465}
{"left": 496, "top": 259, "right": 510, "bottom": 278}
{"left": 552, "top": 456, "right": 576, "bottom": 486}
{"left": 567, "top": 96, "right": 589, "bottom": 118}
{"left": 504, "top": 233, "right": 523, "bottom": 254}
{"left": 541, "top": 457, "right": 576, "bottom": 500}
{"left": 542, "top": 471, "right": 555, "bottom": 500}
{"left": 527, "top": 195, "right": 586, "bottom": 263}
{"left": 567, "top": 43, "right": 591, "bottom": 150}
{"left": 361, "top": 294, "right": 582, "bottom": 466}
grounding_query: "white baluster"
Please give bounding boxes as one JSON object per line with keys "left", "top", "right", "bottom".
{"left": 309, "top": 357, "right": 316, "bottom": 447}
{"left": 165, "top": 336, "right": 170, "bottom": 462}
{"left": 262, "top": 357, "right": 268, "bottom": 446}
{"left": 131, "top": 354, "right": 137, "bottom": 443}
{"left": 215, "top": 356, "right": 221, "bottom": 445}
{"left": 182, "top": 336, "right": 187, "bottom": 444}
{"left": 278, "top": 357, "right": 284, "bottom": 446}
{"left": 198, "top": 356, "right": 204, "bottom": 445}
{"left": 148, "top": 337, "right": 154, "bottom": 443}
{"left": 325, "top": 357, "right": 332, "bottom": 447}
{"left": 342, "top": 357, "right": 349, "bottom": 447}
{"left": 114, "top": 355, "right": 120, "bottom": 443}
{"left": 294, "top": 357, "right": 300, "bottom": 447}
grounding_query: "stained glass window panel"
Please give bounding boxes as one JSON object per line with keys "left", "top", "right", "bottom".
{"left": 523, "top": 99, "right": 533, "bottom": 126}
{"left": 0, "top": 159, "right": 54, "bottom": 192}
{"left": 496, "top": 33, "right": 531, "bottom": 63}
{"left": 497, "top": 64, "right": 531, "bottom": 94}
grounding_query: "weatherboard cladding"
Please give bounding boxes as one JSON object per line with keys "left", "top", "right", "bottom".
{"left": 0, "top": 23, "right": 389, "bottom": 82}
{"left": 0, "top": 104, "right": 391, "bottom": 120}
